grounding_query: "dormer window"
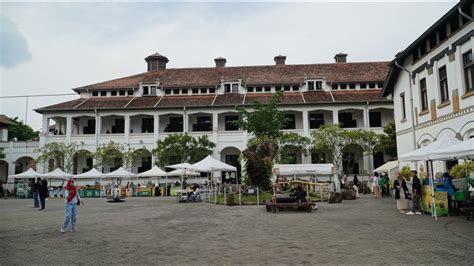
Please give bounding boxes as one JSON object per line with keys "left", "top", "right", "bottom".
{"left": 119, "top": 91, "right": 126, "bottom": 96}
{"left": 182, "top": 89, "right": 188, "bottom": 94}
{"left": 209, "top": 88, "right": 215, "bottom": 93}
{"left": 292, "top": 85, "right": 299, "bottom": 91}
{"left": 284, "top": 85, "right": 291, "bottom": 91}
{"left": 173, "top": 89, "right": 180, "bottom": 95}
{"left": 200, "top": 88, "right": 207, "bottom": 94}
{"left": 92, "top": 91, "right": 99, "bottom": 97}
{"left": 142, "top": 85, "right": 157, "bottom": 96}
{"left": 127, "top": 90, "right": 134, "bottom": 96}
{"left": 225, "top": 83, "right": 239, "bottom": 93}
{"left": 100, "top": 91, "right": 106, "bottom": 96}
{"left": 165, "top": 89, "right": 171, "bottom": 95}
{"left": 192, "top": 88, "right": 199, "bottom": 94}
{"left": 308, "top": 80, "right": 323, "bottom": 91}
{"left": 111, "top": 91, "right": 117, "bottom": 96}
{"left": 264, "top": 86, "right": 271, "bottom": 92}
{"left": 256, "top": 86, "right": 262, "bottom": 92}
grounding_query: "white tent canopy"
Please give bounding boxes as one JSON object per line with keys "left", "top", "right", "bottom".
{"left": 167, "top": 162, "right": 194, "bottom": 170}
{"left": 167, "top": 169, "right": 200, "bottom": 176}
{"left": 399, "top": 135, "right": 462, "bottom": 162}
{"left": 40, "top": 168, "right": 73, "bottom": 179}
{"left": 430, "top": 138, "right": 474, "bottom": 160}
{"left": 138, "top": 166, "right": 168, "bottom": 177}
{"left": 190, "top": 155, "right": 237, "bottom": 172}
{"left": 74, "top": 168, "right": 104, "bottom": 179}
{"left": 8, "top": 168, "right": 39, "bottom": 179}
{"left": 273, "top": 163, "right": 334, "bottom": 176}
{"left": 103, "top": 167, "right": 137, "bottom": 179}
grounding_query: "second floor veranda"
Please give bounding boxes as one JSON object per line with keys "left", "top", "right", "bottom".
{"left": 42, "top": 106, "right": 394, "bottom": 143}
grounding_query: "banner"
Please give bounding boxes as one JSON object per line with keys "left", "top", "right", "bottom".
{"left": 422, "top": 185, "right": 448, "bottom": 216}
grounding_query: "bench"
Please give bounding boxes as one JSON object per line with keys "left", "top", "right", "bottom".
{"left": 265, "top": 200, "right": 316, "bottom": 213}
{"left": 459, "top": 207, "right": 474, "bottom": 221}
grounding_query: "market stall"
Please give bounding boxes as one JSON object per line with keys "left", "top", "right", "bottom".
{"left": 7, "top": 168, "right": 39, "bottom": 198}
{"left": 137, "top": 166, "right": 168, "bottom": 196}
{"left": 40, "top": 168, "right": 71, "bottom": 198}
{"left": 74, "top": 168, "right": 104, "bottom": 198}
{"left": 399, "top": 135, "right": 463, "bottom": 220}
{"left": 103, "top": 167, "right": 136, "bottom": 201}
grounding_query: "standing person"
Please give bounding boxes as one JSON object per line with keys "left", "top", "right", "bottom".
{"left": 61, "top": 179, "right": 81, "bottom": 233}
{"left": 406, "top": 170, "right": 422, "bottom": 215}
{"left": 38, "top": 178, "right": 48, "bottom": 210}
{"left": 443, "top": 172, "right": 455, "bottom": 214}
{"left": 33, "top": 177, "right": 41, "bottom": 208}
{"left": 371, "top": 172, "right": 380, "bottom": 198}
{"left": 353, "top": 175, "right": 360, "bottom": 198}
{"left": 379, "top": 173, "right": 387, "bottom": 197}
{"left": 394, "top": 172, "right": 410, "bottom": 213}
{"left": 343, "top": 175, "right": 348, "bottom": 189}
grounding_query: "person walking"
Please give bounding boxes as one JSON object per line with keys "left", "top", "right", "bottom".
{"left": 379, "top": 173, "right": 387, "bottom": 197}
{"left": 33, "top": 177, "right": 41, "bottom": 208}
{"left": 61, "top": 179, "right": 81, "bottom": 233}
{"left": 371, "top": 172, "right": 380, "bottom": 198}
{"left": 394, "top": 172, "right": 410, "bottom": 213}
{"left": 38, "top": 178, "right": 48, "bottom": 210}
{"left": 406, "top": 170, "right": 422, "bottom": 215}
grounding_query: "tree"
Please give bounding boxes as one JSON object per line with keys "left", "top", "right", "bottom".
{"left": 277, "top": 132, "right": 311, "bottom": 164}
{"left": 235, "top": 91, "right": 287, "bottom": 189}
{"left": 93, "top": 141, "right": 142, "bottom": 171}
{"left": 36, "top": 142, "right": 83, "bottom": 173}
{"left": 152, "top": 133, "right": 215, "bottom": 167}
{"left": 7, "top": 117, "right": 40, "bottom": 141}
{"left": 375, "top": 122, "right": 397, "bottom": 159}
{"left": 311, "top": 125, "right": 380, "bottom": 176}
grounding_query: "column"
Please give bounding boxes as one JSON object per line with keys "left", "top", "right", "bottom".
{"left": 40, "top": 116, "right": 49, "bottom": 147}
{"left": 124, "top": 115, "right": 130, "bottom": 142}
{"left": 95, "top": 115, "right": 101, "bottom": 148}
{"left": 212, "top": 112, "right": 218, "bottom": 144}
{"left": 66, "top": 116, "right": 72, "bottom": 142}
{"left": 363, "top": 107, "right": 369, "bottom": 129}
{"left": 183, "top": 112, "right": 188, "bottom": 133}
{"left": 302, "top": 110, "right": 309, "bottom": 135}
{"left": 153, "top": 114, "right": 159, "bottom": 141}
{"left": 333, "top": 109, "right": 339, "bottom": 125}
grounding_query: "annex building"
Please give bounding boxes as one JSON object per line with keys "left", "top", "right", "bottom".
{"left": 382, "top": 0, "right": 473, "bottom": 173}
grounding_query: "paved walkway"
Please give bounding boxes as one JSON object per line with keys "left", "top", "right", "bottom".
{"left": 0, "top": 195, "right": 472, "bottom": 264}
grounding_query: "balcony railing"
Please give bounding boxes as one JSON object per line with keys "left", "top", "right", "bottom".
{"left": 0, "top": 141, "right": 39, "bottom": 149}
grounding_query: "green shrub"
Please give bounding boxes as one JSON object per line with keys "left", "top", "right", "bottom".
{"left": 449, "top": 161, "right": 474, "bottom": 179}
{"left": 400, "top": 165, "right": 411, "bottom": 181}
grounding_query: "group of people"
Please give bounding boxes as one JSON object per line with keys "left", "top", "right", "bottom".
{"left": 370, "top": 172, "right": 391, "bottom": 198}
{"left": 32, "top": 178, "right": 49, "bottom": 210}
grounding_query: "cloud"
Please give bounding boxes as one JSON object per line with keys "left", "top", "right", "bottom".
{"left": 0, "top": 15, "right": 31, "bottom": 68}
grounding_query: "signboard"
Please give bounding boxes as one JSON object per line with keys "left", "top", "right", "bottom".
{"left": 421, "top": 185, "right": 448, "bottom": 216}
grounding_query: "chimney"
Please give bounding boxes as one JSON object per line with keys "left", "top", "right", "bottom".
{"left": 214, "top": 57, "right": 226, "bottom": 68}
{"left": 334, "top": 53, "right": 347, "bottom": 63}
{"left": 145, "top": 53, "right": 169, "bottom": 71}
{"left": 274, "top": 55, "right": 286, "bottom": 66}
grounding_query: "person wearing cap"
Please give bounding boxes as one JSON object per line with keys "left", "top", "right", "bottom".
{"left": 406, "top": 170, "right": 422, "bottom": 215}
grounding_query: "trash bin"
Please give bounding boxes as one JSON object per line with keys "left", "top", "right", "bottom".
{"left": 226, "top": 194, "right": 234, "bottom": 206}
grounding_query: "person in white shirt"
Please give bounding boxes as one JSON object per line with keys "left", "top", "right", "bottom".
{"left": 372, "top": 172, "right": 380, "bottom": 198}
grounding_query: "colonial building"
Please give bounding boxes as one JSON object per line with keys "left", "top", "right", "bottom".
{"left": 0, "top": 115, "right": 39, "bottom": 182}
{"left": 28, "top": 52, "right": 393, "bottom": 177}
{"left": 382, "top": 0, "right": 473, "bottom": 172}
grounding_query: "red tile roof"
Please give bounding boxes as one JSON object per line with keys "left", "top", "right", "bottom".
{"left": 73, "top": 61, "right": 390, "bottom": 91}
{"left": 36, "top": 90, "right": 390, "bottom": 113}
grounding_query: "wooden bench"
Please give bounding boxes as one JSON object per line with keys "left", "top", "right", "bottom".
{"left": 459, "top": 207, "right": 474, "bottom": 221}
{"left": 265, "top": 200, "right": 316, "bottom": 213}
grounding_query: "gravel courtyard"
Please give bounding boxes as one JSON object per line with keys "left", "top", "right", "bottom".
{"left": 0, "top": 195, "right": 472, "bottom": 264}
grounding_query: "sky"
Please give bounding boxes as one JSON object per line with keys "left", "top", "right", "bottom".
{"left": 0, "top": 1, "right": 458, "bottom": 131}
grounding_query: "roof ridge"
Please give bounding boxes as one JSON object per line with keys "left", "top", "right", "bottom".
{"left": 124, "top": 97, "right": 136, "bottom": 108}
{"left": 73, "top": 98, "right": 90, "bottom": 109}
{"left": 154, "top": 95, "right": 164, "bottom": 107}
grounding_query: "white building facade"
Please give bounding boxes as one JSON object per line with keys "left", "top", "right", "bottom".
{"left": 1, "top": 53, "right": 394, "bottom": 181}
{"left": 382, "top": 0, "right": 473, "bottom": 173}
